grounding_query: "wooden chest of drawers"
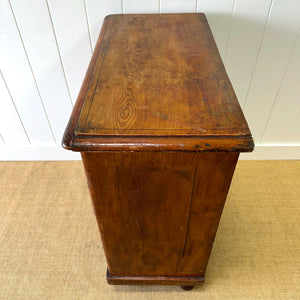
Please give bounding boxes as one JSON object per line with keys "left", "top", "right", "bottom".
{"left": 63, "top": 13, "right": 254, "bottom": 290}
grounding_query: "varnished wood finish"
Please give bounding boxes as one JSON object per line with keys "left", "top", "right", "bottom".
{"left": 62, "top": 13, "right": 254, "bottom": 152}
{"left": 107, "top": 270, "right": 202, "bottom": 287}
{"left": 62, "top": 13, "right": 254, "bottom": 287}
{"left": 81, "top": 152, "right": 239, "bottom": 283}
{"left": 69, "top": 136, "right": 253, "bottom": 152}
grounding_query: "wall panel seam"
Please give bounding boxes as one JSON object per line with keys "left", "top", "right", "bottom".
{"left": 8, "top": 0, "right": 56, "bottom": 143}
{"left": 260, "top": 30, "right": 300, "bottom": 143}
{"left": 1, "top": 71, "right": 31, "bottom": 144}
{"left": 83, "top": 0, "right": 93, "bottom": 52}
{"left": 285, "top": 28, "right": 300, "bottom": 144}
{"left": 45, "top": 0, "right": 74, "bottom": 108}
{"left": 0, "top": 133, "right": 5, "bottom": 144}
{"left": 121, "top": 0, "right": 124, "bottom": 14}
{"left": 223, "top": 0, "right": 236, "bottom": 60}
{"left": 242, "top": 0, "right": 274, "bottom": 109}
{"left": 286, "top": 108, "right": 300, "bottom": 143}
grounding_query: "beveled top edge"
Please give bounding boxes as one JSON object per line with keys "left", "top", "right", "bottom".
{"left": 62, "top": 135, "right": 254, "bottom": 152}
{"left": 62, "top": 13, "right": 254, "bottom": 152}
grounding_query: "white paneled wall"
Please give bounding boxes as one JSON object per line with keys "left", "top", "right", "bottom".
{"left": 243, "top": 0, "right": 300, "bottom": 143}
{"left": 123, "top": 0, "right": 159, "bottom": 13}
{"left": 0, "top": 0, "right": 299, "bottom": 160}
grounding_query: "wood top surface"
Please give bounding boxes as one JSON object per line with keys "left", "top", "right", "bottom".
{"left": 63, "top": 13, "right": 254, "bottom": 152}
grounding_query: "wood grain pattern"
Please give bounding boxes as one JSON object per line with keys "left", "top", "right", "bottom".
{"left": 62, "top": 16, "right": 110, "bottom": 150}
{"left": 76, "top": 13, "right": 250, "bottom": 137}
{"left": 69, "top": 136, "right": 253, "bottom": 152}
{"left": 81, "top": 151, "right": 238, "bottom": 284}
{"left": 82, "top": 152, "right": 198, "bottom": 276}
{"left": 63, "top": 13, "right": 253, "bottom": 152}
{"left": 63, "top": 13, "right": 254, "bottom": 288}
{"left": 106, "top": 270, "right": 204, "bottom": 286}
{"left": 176, "top": 152, "right": 239, "bottom": 275}
{"left": 3, "top": 1, "right": 300, "bottom": 157}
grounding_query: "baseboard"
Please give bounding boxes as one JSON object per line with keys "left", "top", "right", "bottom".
{"left": 239, "top": 145, "right": 300, "bottom": 160}
{"left": 0, "top": 145, "right": 299, "bottom": 161}
{"left": 0, "top": 146, "right": 81, "bottom": 161}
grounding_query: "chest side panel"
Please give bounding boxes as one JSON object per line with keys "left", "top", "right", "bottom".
{"left": 82, "top": 151, "right": 198, "bottom": 276}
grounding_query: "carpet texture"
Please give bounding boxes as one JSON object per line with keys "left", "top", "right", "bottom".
{"left": 0, "top": 161, "right": 299, "bottom": 299}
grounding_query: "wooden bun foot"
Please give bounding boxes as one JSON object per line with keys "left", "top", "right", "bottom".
{"left": 181, "top": 285, "right": 194, "bottom": 291}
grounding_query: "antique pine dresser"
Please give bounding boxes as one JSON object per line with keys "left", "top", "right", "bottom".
{"left": 63, "top": 13, "right": 254, "bottom": 290}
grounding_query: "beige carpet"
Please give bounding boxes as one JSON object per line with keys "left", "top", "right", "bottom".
{"left": 0, "top": 161, "right": 299, "bottom": 299}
